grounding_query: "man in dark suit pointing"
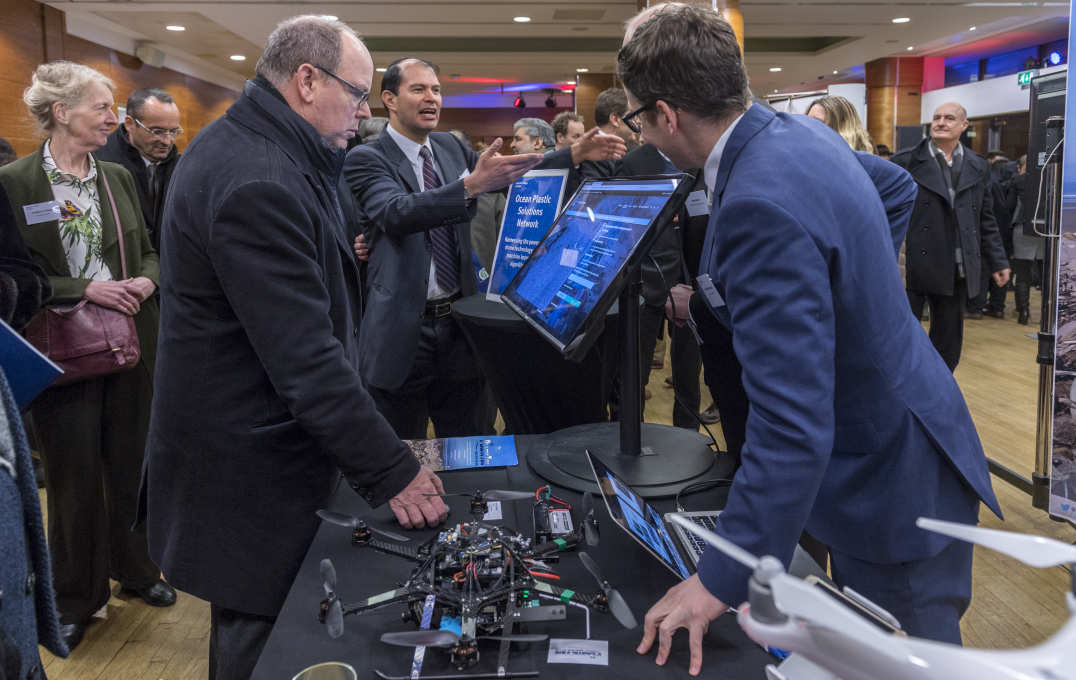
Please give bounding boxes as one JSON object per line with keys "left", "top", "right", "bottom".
{"left": 345, "top": 58, "right": 625, "bottom": 438}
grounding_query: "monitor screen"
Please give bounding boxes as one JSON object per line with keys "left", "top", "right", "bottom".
{"left": 586, "top": 451, "right": 692, "bottom": 580}
{"left": 501, "top": 176, "right": 687, "bottom": 356}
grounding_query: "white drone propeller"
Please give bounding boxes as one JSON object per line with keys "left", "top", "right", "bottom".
{"left": 916, "top": 517, "right": 1076, "bottom": 568}
{"left": 666, "top": 514, "right": 900, "bottom": 655}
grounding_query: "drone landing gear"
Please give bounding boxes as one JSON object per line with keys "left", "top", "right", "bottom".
{"left": 373, "top": 672, "right": 538, "bottom": 680}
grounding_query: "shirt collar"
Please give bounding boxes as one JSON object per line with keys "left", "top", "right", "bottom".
{"left": 703, "top": 113, "right": 745, "bottom": 196}
{"left": 386, "top": 123, "right": 433, "bottom": 165}
{"left": 42, "top": 139, "right": 97, "bottom": 183}
{"left": 929, "top": 138, "right": 963, "bottom": 165}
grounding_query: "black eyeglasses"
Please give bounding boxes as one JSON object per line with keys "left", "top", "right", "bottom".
{"left": 621, "top": 102, "right": 654, "bottom": 134}
{"left": 133, "top": 118, "right": 183, "bottom": 138}
{"left": 314, "top": 65, "right": 370, "bottom": 107}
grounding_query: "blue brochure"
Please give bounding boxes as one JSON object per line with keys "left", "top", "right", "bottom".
{"left": 0, "top": 318, "right": 61, "bottom": 409}
{"left": 486, "top": 169, "right": 569, "bottom": 300}
{"left": 405, "top": 435, "right": 518, "bottom": 471}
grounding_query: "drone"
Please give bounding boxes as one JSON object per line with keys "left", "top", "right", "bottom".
{"left": 316, "top": 489, "right": 633, "bottom": 680}
{"left": 670, "top": 513, "right": 1076, "bottom": 680}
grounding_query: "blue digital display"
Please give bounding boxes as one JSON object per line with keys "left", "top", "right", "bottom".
{"left": 503, "top": 178, "right": 680, "bottom": 349}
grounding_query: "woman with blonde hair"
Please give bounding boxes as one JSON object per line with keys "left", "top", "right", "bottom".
{"left": 0, "top": 61, "right": 174, "bottom": 652}
{"left": 806, "top": 95, "right": 875, "bottom": 153}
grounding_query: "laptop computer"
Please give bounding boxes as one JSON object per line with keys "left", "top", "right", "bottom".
{"left": 585, "top": 450, "right": 721, "bottom": 580}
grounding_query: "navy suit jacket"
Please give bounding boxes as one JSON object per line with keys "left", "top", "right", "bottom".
{"left": 694, "top": 104, "right": 1000, "bottom": 606}
{"left": 345, "top": 133, "right": 576, "bottom": 390}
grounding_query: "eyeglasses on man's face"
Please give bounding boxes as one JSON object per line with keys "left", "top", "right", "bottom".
{"left": 133, "top": 118, "right": 183, "bottom": 139}
{"left": 314, "top": 65, "right": 370, "bottom": 107}
{"left": 621, "top": 102, "right": 654, "bottom": 134}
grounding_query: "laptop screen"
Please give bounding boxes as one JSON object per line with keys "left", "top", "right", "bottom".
{"left": 586, "top": 451, "right": 692, "bottom": 580}
{"left": 501, "top": 176, "right": 686, "bottom": 355}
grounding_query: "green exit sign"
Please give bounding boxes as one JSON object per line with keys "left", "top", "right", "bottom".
{"left": 1018, "top": 70, "right": 1035, "bottom": 85}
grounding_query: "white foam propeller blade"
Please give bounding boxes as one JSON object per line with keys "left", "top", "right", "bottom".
{"left": 916, "top": 518, "right": 1076, "bottom": 568}
{"left": 666, "top": 513, "right": 760, "bottom": 570}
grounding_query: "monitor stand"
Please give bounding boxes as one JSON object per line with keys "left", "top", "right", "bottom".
{"left": 528, "top": 272, "right": 733, "bottom": 498}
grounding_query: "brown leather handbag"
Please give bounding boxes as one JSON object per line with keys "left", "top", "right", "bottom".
{"left": 24, "top": 168, "right": 141, "bottom": 386}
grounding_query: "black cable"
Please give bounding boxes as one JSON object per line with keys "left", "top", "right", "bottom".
{"left": 648, "top": 253, "right": 720, "bottom": 448}
{"left": 674, "top": 478, "right": 735, "bottom": 513}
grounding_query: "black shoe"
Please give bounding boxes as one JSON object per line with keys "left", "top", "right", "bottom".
{"left": 965, "top": 310, "right": 983, "bottom": 319}
{"left": 59, "top": 622, "right": 87, "bottom": 651}
{"left": 1018, "top": 309, "right": 1030, "bottom": 325}
{"left": 983, "top": 308, "right": 1005, "bottom": 319}
{"left": 123, "top": 580, "right": 177, "bottom": 607}
{"left": 698, "top": 404, "right": 720, "bottom": 424}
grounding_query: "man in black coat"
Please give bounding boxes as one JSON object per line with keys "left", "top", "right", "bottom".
{"left": 95, "top": 88, "right": 181, "bottom": 251}
{"left": 141, "top": 17, "right": 448, "bottom": 679}
{"left": 893, "top": 101, "right": 1010, "bottom": 371}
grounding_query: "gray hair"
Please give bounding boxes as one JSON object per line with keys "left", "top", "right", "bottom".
{"left": 23, "top": 61, "right": 114, "bottom": 136}
{"left": 617, "top": 4, "right": 749, "bottom": 123}
{"left": 256, "top": 15, "right": 361, "bottom": 88}
{"left": 357, "top": 116, "right": 388, "bottom": 144}
{"left": 513, "top": 117, "right": 555, "bottom": 150}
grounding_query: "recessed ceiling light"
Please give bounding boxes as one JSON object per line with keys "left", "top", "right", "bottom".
{"left": 969, "top": 25, "right": 977, "bottom": 30}
{"left": 229, "top": 55, "right": 246, "bottom": 61}
{"left": 321, "top": 15, "right": 338, "bottom": 21}
{"left": 907, "top": 45, "right": 915, "bottom": 51}
{"left": 513, "top": 16, "right": 531, "bottom": 23}
{"left": 576, "top": 67, "right": 589, "bottom": 73}
{"left": 772, "top": 89, "right": 779, "bottom": 93}
{"left": 376, "top": 67, "right": 386, "bottom": 72}
{"left": 165, "top": 25, "right": 185, "bottom": 31}
{"left": 892, "top": 17, "right": 911, "bottom": 23}
{"left": 769, "top": 66, "right": 782, "bottom": 72}
{"left": 832, "top": 69, "right": 839, "bottom": 74}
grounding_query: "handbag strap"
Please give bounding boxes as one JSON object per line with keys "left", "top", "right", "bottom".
{"left": 97, "top": 166, "right": 129, "bottom": 280}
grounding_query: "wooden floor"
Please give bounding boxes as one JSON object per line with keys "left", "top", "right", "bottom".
{"left": 37, "top": 292, "right": 1076, "bottom": 678}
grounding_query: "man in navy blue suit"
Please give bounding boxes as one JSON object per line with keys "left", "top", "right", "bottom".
{"left": 620, "top": 5, "right": 1000, "bottom": 675}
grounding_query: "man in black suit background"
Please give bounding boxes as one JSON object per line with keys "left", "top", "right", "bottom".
{"left": 345, "top": 58, "right": 625, "bottom": 438}
{"left": 893, "top": 101, "right": 1010, "bottom": 370}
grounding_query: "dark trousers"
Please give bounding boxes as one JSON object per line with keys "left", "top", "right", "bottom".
{"left": 30, "top": 362, "right": 160, "bottom": 623}
{"left": 907, "top": 278, "right": 966, "bottom": 372}
{"left": 830, "top": 537, "right": 974, "bottom": 644}
{"left": 1013, "top": 258, "right": 1037, "bottom": 313}
{"left": 209, "top": 604, "right": 276, "bottom": 680}
{"left": 370, "top": 314, "right": 491, "bottom": 440}
{"left": 690, "top": 295, "right": 748, "bottom": 461}
{"left": 669, "top": 320, "right": 702, "bottom": 430}
{"left": 640, "top": 304, "right": 666, "bottom": 389}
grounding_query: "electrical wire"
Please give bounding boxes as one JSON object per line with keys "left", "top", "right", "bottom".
{"left": 674, "top": 477, "right": 735, "bottom": 513}
{"left": 1031, "top": 136, "right": 1064, "bottom": 238}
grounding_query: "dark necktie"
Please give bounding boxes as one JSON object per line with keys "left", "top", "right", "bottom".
{"left": 147, "top": 164, "right": 158, "bottom": 208}
{"left": 419, "top": 146, "right": 459, "bottom": 291}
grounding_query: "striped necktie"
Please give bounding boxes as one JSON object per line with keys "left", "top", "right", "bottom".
{"left": 419, "top": 146, "right": 459, "bottom": 291}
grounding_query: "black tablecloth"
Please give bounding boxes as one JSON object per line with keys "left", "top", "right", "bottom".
{"left": 251, "top": 435, "right": 773, "bottom": 679}
{"left": 452, "top": 295, "right": 618, "bottom": 435}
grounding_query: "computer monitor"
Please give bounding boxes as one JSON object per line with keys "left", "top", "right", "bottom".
{"left": 501, "top": 175, "right": 692, "bottom": 359}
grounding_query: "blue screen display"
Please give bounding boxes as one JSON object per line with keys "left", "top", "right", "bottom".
{"left": 504, "top": 178, "right": 680, "bottom": 348}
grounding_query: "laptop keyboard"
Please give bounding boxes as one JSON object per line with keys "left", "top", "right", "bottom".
{"left": 682, "top": 514, "right": 719, "bottom": 560}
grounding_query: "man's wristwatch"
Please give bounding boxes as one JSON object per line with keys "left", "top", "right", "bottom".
{"left": 463, "top": 182, "right": 477, "bottom": 203}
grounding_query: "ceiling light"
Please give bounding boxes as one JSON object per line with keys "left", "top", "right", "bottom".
{"left": 832, "top": 69, "right": 839, "bottom": 74}
{"left": 513, "top": 93, "right": 526, "bottom": 108}
{"left": 576, "top": 67, "right": 589, "bottom": 73}
{"left": 321, "top": 15, "right": 338, "bottom": 21}
{"left": 513, "top": 16, "right": 531, "bottom": 23}
{"left": 969, "top": 25, "right": 977, "bottom": 30}
{"left": 165, "top": 25, "right": 185, "bottom": 31}
{"left": 769, "top": 66, "right": 782, "bottom": 72}
{"left": 907, "top": 45, "right": 915, "bottom": 51}
{"left": 229, "top": 55, "right": 246, "bottom": 61}
{"left": 892, "top": 17, "right": 911, "bottom": 23}
{"left": 376, "top": 67, "right": 387, "bottom": 72}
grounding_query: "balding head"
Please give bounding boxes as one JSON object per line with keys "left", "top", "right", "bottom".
{"left": 931, "top": 101, "right": 969, "bottom": 148}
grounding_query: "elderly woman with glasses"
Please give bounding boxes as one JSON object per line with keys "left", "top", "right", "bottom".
{"left": 0, "top": 61, "right": 175, "bottom": 652}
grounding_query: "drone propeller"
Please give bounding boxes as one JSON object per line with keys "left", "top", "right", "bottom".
{"left": 319, "top": 558, "right": 345, "bottom": 639}
{"left": 316, "top": 509, "right": 411, "bottom": 543}
{"left": 380, "top": 630, "right": 548, "bottom": 648}
{"left": 917, "top": 517, "right": 1076, "bottom": 568}
{"left": 425, "top": 489, "right": 535, "bottom": 502}
{"left": 580, "top": 493, "right": 599, "bottom": 547}
{"left": 578, "top": 551, "right": 638, "bottom": 629}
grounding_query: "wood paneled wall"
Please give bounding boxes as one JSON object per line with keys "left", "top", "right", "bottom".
{"left": 865, "top": 57, "right": 924, "bottom": 151}
{"left": 574, "top": 73, "right": 617, "bottom": 131}
{"left": 1, "top": 0, "right": 238, "bottom": 159}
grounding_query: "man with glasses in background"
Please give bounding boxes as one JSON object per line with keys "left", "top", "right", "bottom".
{"left": 142, "top": 17, "right": 450, "bottom": 679}
{"left": 97, "top": 88, "right": 182, "bottom": 250}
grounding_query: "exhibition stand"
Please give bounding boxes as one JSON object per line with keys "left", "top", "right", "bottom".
{"left": 250, "top": 433, "right": 772, "bottom": 679}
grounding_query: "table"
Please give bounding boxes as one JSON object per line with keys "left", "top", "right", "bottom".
{"left": 451, "top": 295, "right": 618, "bottom": 435}
{"left": 251, "top": 436, "right": 774, "bottom": 679}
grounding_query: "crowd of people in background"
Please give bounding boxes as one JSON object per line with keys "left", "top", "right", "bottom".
{"left": 0, "top": 5, "right": 1045, "bottom": 678}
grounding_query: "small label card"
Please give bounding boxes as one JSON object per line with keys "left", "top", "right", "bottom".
{"left": 547, "top": 638, "right": 609, "bottom": 666}
{"left": 482, "top": 501, "right": 502, "bottom": 521}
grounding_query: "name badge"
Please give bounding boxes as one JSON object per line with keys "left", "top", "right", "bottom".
{"left": 685, "top": 190, "right": 710, "bottom": 217}
{"left": 696, "top": 274, "right": 725, "bottom": 308}
{"left": 23, "top": 200, "right": 61, "bottom": 225}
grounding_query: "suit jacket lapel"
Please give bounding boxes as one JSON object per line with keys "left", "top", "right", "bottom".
{"left": 710, "top": 103, "right": 773, "bottom": 205}
{"left": 430, "top": 135, "right": 464, "bottom": 185}
{"left": 11, "top": 149, "right": 72, "bottom": 277}
{"left": 955, "top": 148, "right": 984, "bottom": 195}
{"left": 909, "top": 141, "right": 951, "bottom": 204}
{"left": 94, "top": 161, "right": 123, "bottom": 278}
